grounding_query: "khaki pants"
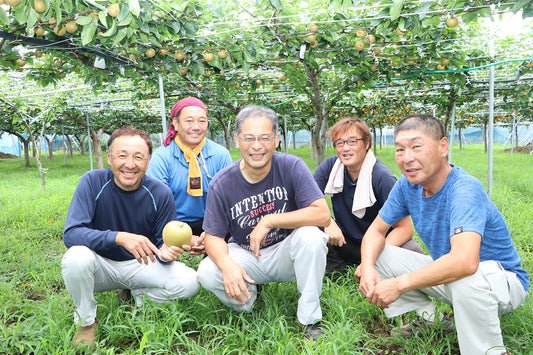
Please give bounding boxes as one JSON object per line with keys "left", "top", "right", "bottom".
{"left": 62, "top": 245, "right": 200, "bottom": 326}
{"left": 197, "top": 226, "right": 328, "bottom": 325}
{"left": 375, "top": 244, "right": 528, "bottom": 355}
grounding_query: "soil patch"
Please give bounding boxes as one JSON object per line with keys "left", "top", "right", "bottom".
{"left": 0, "top": 152, "right": 19, "bottom": 159}
{"left": 503, "top": 143, "right": 532, "bottom": 154}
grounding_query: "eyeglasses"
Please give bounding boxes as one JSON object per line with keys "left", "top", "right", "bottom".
{"left": 238, "top": 134, "right": 276, "bottom": 144}
{"left": 333, "top": 137, "right": 364, "bottom": 148}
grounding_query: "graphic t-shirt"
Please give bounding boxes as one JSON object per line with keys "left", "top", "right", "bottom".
{"left": 203, "top": 152, "right": 324, "bottom": 249}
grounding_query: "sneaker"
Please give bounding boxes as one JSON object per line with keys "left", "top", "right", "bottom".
{"left": 304, "top": 321, "right": 326, "bottom": 341}
{"left": 73, "top": 320, "right": 98, "bottom": 347}
{"left": 390, "top": 314, "right": 455, "bottom": 337}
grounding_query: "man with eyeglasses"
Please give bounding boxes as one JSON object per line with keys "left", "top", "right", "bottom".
{"left": 197, "top": 105, "right": 331, "bottom": 341}
{"left": 147, "top": 97, "right": 232, "bottom": 248}
{"left": 62, "top": 127, "right": 200, "bottom": 348}
{"left": 314, "top": 118, "right": 424, "bottom": 279}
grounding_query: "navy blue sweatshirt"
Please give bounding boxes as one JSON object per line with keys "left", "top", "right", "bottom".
{"left": 63, "top": 169, "right": 177, "bottom": 261}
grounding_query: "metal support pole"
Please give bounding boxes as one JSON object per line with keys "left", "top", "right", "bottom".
{"left": 448, "top": 101, "right": 456, "bottom": 164}
{"left": 284, "top": 115, "right": 288, "bottom": 154}
{"left": 86, "top": 111, "right": 93, "bottom": 171}
{"left": 487, "top": 36, "right": 495, "bottom": 196}
{"left": 158, "top": 74, "right": 167, "bottom": 137}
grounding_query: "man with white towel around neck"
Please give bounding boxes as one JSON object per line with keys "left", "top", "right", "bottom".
{"left": 314, "top": 117, "right": 424, "bottom": 278}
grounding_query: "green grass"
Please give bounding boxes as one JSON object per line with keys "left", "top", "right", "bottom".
{"left": 0, "top": 145, "right": 531, "bottom": 354}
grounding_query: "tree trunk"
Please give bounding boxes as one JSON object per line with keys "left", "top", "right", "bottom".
{"left": 292, "top": 130, "right": 296, "bottom": 149}
{"left": 443, "top": 88, "right": 457, "bottom": 138}
{"left": 372, "top": 124, "right": 377, "bottom": 156}
{"left": 379, "top": 126, "right": 383, "bottom": 149}
{"left": 8, "top": 131, "right": 31, "bottom": 166}
{"left": 91, "top": 128, "right": 105, "bottom": 169}
{"left": 45, "top": 133, "right": 56, "bottom": 160}
{"left": 459, "top": 126, "right": 463, "bottom": 149}
{"left": 23, "top": 138, "right": 30, "bottom": 166}
{"left": 66, "top": 135, "right": 73, "bottom": 157}
{"left": 224, "top": 119, "right": 232, "bottom": 151}
{"left": 311, "top": 111, "right": 327, "bottom": 167}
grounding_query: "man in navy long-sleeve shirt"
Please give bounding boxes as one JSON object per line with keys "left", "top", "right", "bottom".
{"left": 62, "top": 126, "right": 200, "bottom": 348}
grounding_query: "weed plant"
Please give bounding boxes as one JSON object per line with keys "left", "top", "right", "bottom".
{"left": 0, "top": 144, "right": 531, "bottom": 354}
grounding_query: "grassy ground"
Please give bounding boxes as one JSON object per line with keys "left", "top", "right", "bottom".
{"left": 0, "top": 144, "right": 531, "bottom": 354}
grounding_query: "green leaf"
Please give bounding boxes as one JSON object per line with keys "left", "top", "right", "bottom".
{"left": 427, "top": 15, "right": 441, "bottom": 27}
{"left": 242, "top": 46, "right": 253, "bottom": 63}
{"left": 333, "top": 0, "right": 342, "bottom": 13}
{"left": 98, "top": 11, "right": 108, "bottom": 29}
{"left": 342, "top": 0, "right": 352, "bottom": 10}
{"left": 113, "top": 27, "right": 128, "bottom": 46}
{"left": 269, "top": 0, "right": 284, "bottom": 9}
{"left": 140, "top": 21, "right": 149, "bottom": 33}
{"left": 101, "top": 18, "right": 117, "bottom": 37}
{"left": 415, "top": 1, "right": 433, "bottom": 19}
{"left": 81, "top": 19, "right": 97, "bottom": 46}
{"left": 169, "top": 21, "right": 180, "bottom": 33}
{"left": 54, "top": 1, "right": 62, "bottom": 27}
{"left": 397, "top": 17, "right": 406, "bottom": 31}
{"left": 118, "top": 13, "right": 133, "bottom": 27}
{"left": 14, "top": 5, "right": 27, "bottom": 24}
{"left": 183, "top": 22, "right": 198, "bottom": 36}
{"left": 390, "top": 0, "right": 404, "bottom": 21}
{"left": 128, "top": 0, "right": 141, "bottom": 17}
{"left": 76, "top": 16, "right": 94, "bottom": 26}
{"left": 462, "top": 11, "right": 478, "bottom": 24}
{"left": 0, "top": 7, "right": 9, "bottom": 25}
{"left": 117, "top": 3, "right": 130, "bottom": 22}
{"left": 26, "top": 9, "right": 38, "bottom": 31}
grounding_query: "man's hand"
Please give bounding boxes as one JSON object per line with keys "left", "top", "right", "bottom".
{"left": 188, "top": 232, "right": 206, "bottom": 255}
{"left": 324, "top": 219, "right": 346, "bottom": 247}
{"left": 369, "top": 277, "right": 403, "bottom": 309}
{"left": 159, "top": 244, "right": 186, "bottom": 261}
{"left": 249, "top": 216, "right": 272, "bottom": 259}
{"left": 358, "top": 266, "right": 381, "bottom": 302}
{"left": 115, "top": 232, "right": 160, "bottom": 264}
{"left": 221, "top": 259, "right": 255, "bottom": 304}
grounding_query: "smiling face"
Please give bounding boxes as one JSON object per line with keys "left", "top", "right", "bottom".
{"left": 333, "top": 126, "right": 370, "bottom": 177}
{"left": 234, "top": 115, "right": 280, "bottom": 181}
{"left": 106, "top": 135, "right": 150, "bottom": 191}
{"left": 394, "top": 129, "right": 450, "bottom": 196}
{"left": 172, "top": 106, "right": 208, "bottom": 148}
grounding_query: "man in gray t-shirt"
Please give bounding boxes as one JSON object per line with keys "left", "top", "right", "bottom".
{"left": 197, "top": 105, "right": 330, "bottom": 341}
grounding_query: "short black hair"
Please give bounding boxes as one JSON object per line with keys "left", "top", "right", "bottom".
{"left": 107, "top": 126, "right": 152, "bottom": 155}
{"left": 394, "top": 114, "right": 445, "bottom": 141}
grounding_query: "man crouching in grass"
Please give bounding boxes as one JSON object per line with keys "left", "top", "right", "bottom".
{"left": 358, "top": 114, "right": 529, "bottom": 355}
{"left": 196, "top": 105, "right": 331, "bottom": 341}
{"left": 61, "top": 126, "right": 200, "bottom": 348}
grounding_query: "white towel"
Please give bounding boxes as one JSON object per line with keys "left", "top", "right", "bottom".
{"left": 324, "top": 150, "right": 377, "bottom": 218}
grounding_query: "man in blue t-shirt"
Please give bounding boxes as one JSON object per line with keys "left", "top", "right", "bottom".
{"left": 62, "top": 127, "right": 200, "bottom": 348}
{"left": 196, "top": 105, "right": 330, "bottom": 341}
{"left": 358, "top": 114, "right": 529, "bottom": 355}
{"left": 147, "top": 97, "right": 233, "bottom": 247}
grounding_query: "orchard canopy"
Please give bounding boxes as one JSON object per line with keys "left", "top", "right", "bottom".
{"left": 1, "top": 0, "right": 532, "bottom": 167}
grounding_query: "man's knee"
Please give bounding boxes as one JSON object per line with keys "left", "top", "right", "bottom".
{"left": 291, "top": 226, "right": 328, "bottom": 253}
{"left": 169, "top": 272, "right": 200, "bottom": 300}
{"left": 197, "top": 256, "right": 221, "bottom": 291}
{"left": 62, "top": 246, "right": 96, "bottom": 275}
